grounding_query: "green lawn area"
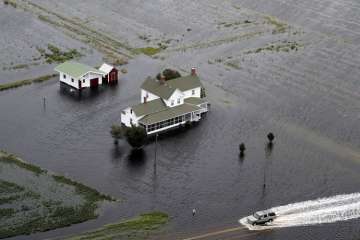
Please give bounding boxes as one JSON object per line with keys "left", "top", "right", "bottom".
{"left": 63, "top": 212, "right": 169, "bottom": 240}
{"left": 0, "top": 74, "right": 57, "bottom": 92}
{"left": 0, "top": 151, "right": 114, "bottom": 239}
{"left": 134, "top": 47, "right": 161, "bottom": 56}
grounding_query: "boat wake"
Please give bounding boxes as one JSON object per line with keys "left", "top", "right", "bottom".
{"left": 240, "top": 193, "right": 360, "bottom": 230}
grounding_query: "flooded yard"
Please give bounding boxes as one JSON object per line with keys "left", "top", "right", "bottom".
{"left": 0, "top": 0, "right": 359, "bottom": 239}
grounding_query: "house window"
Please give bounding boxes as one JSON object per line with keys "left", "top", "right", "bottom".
{"left": 177, "top": 98, "right": 181, "bottom": 104}
{"left": 192, "top": 89, "right": 195, "bottom": 95}
{"left": 130, "top": 109, "right": 133, "bottom": 114}
{"left": 63, "top": 74, "right": 66, "bottom": 79}
{"left": 171, "top": 100, "right": 174, "bottom": 106}
{"left": 71, "top": 78, "right": 74, "bottom": 82}
{"left": 83, "top": 79, "right": 85, "bottom": 83}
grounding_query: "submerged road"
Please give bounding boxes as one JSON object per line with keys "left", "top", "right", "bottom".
{"left": 181, "top": 226, "right": 267, "bottom": 240}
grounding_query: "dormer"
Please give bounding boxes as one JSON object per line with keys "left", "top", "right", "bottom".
{"left": 164, "top": 89, "right": 184, "bottom": 107}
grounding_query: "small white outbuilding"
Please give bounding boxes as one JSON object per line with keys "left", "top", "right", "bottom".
{"left": 55, "top": 61, "right": 106, "bottom": 90}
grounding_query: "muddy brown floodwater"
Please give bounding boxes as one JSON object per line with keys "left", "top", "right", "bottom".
{"left": 0, "top": 0, "right": 360, "bottom": 239}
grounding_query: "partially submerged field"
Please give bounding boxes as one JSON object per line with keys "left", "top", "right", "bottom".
{"left": 63, "top": 212, "right": 168, "bottom": 240}
{"left": 1, "top": 0, "right": 360, "bottom": 240}
{"left": 0, "top": 151, "right": 112, "bottom": 239}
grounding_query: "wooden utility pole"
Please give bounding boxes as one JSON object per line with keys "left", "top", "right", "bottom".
{"left": 154, "top": 134, "right": 158, "bottom": 174}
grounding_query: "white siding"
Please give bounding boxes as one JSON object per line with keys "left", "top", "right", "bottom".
{"left": 59, "top": 71, "right": 103, "bottom": 89}
{"left": 121, "top": 107, "right": 143, "bottom": 127}
{"left": 59, "top": 71, "right": 79, "bottom": 89}
{"left": 164, "top": 89, "right": 184, "bottom": 107}
{"left": 183, "top": 87, "right": 201, "bottom": 99}
{"left": 141, "top": 89, "right": 160, "bottom": 103}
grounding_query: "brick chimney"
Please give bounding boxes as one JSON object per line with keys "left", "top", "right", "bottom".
{"left": 191, "top": 67, "right": 197, "bottom": 76}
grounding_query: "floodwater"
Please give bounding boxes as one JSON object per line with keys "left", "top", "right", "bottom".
{"left": 0, "top": 55, "right": 359, "bottom": 240}
{"left": 0, "top": 0, "right": 360, "bottom": 239}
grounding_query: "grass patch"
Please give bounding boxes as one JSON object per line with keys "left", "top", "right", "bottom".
{"left": 135, "top": 47, "right": 161, "bottom": 56}
{"left": 64, "top": 212, "right": 169, "bottom": 240}
{"left": 53, "top": 175, "right": 113, "bottom": 202}
{"left": 225, "top": 61, "right": 241, "bottom": 70}
{"left": 0, "top": 208, "right": 15, "bottom": 218}
{"left": 0, "top": 155, "right": 45, "bottom": 175}
{"left": 32, "top": 74, "right": 57, "bottom": 83}
{"left": 11, "top": 64, "right": 29, "bottom": 70}
{"left": 0, "top": 180, "right": 24, "bottom": 194}
{"left": 219, "top": 20, "right": 253, "bottom": 28}
{"left": 245, "top": 41, "right": 302, "bottom": 54}
{"left": 0, "top": 80, "right": 32, "bottom": 91}
{"left": 0, "top": 74, "right": 57, "bottom": 92}
{"left": 3, "top": 0, "right": 16, "bottom": 8}
{"left": 0, "top": 195, "right": 21, "bottom": 205}
{"left": 172, "top": 31, "right": 263, "bottom": 52}
{"left": 37, "top": 44, "right": 82, "bottom": 64}
{"left": 264, "top": 16, "right": 288, "bottom": 34}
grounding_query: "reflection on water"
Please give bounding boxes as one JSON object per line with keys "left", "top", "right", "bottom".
{"left": 110, "top": 146, "right": 123, "bottom": 162}
{"left": 127, "top": 149, "right": 146, "bottom": 167}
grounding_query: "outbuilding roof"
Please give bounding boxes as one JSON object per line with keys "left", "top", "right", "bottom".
{"left": 54, "top": 61, "right": 105, "bottom": 78}
{"left": 99, "top": 63, "right": 115, "bottom": 74}
{"left": 131, "top": 98, "right": 168, "bottom": 117}
{"left": 139, "top": 103, "right": 201, "bottom": 125}
{"left": 141, "top": 75, "right": 202, "bottom": 100}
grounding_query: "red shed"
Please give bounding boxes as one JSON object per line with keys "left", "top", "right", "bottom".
{"left": 99, "top": 63, "right": 118, "bottom": 84}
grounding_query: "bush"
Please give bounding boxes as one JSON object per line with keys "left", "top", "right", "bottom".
{"left": 239, "top": 143, "right": 246, "bottom": 153}
{"left": 156, "top": 69, "right": 181, "bottom": 81}
{"left": 3, "top": 0, "right": 17, "bottom": 8}
{"left": 267, "top": 132, "right": 275, "bottom": 143}
{"left": 110, "top": 125, "right": 123, "bottom": 144}
{"left": 124, "top": 126, "right": 147, "bottom": 149}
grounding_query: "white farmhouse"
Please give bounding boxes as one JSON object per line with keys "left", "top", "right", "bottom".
{"left": 55, "top": 61, "right": 106, "bottom": 90}
{"left": 121, "top": 68, "right": 209, "bottom": 135}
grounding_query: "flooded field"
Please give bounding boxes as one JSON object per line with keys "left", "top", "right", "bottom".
{"left": 0, "top": 151, "right": 112, "bottom": 239}
{"left": 0, "top": 0, "right": 359, "bottom": 239}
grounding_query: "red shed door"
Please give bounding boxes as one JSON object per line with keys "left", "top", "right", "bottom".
{"left": 110, "top": 69, "right": 118, "bottom": 82}
{"left": 90, "top": 78, "right": 99, "bottom": 88}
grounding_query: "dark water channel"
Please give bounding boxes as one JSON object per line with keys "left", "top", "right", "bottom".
{"left": 0, "top": 55, "right": 360, "bottom": 240}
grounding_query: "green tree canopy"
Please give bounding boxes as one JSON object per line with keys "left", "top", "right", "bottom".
{"left": 156, "top": 69, "right": 181, "bottom": 81}
{"left": 125, "top": 126, "right": 147, "bottom": 148}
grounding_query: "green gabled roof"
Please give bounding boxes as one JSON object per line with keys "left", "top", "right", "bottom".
{"left": 141, "top": 75, "right": 202, "bottom": 100}
{"left": 139, "top": 103, "right": 201, "bottom": 125}
{"left": 141, "top": 77, "right": 175, "bottom": 100}
{"left": 184, "top": 97, "right": 208, "bottom": 105}
{"left": 131, "top": 98, "right": 167, "bottom": 117}
{"left": 54, "top": 61, "right": 105, "bottom": 78}
{"left": 168, "top": 75, "right": 203, "bottom": 91}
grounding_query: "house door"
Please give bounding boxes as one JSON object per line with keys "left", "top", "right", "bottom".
{"left": 90, "top": 78, "right": 99, "bottom": 88}
{"left": 102, "top": 75, "right": 108, "bottom": 84}
{"left": 78, "top": 80, "right": 82, "bottom": 89}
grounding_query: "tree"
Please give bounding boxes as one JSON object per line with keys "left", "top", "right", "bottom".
{"left": 156, "top": 69, "right": 181, "bottom": 81}
{"left": 239, "top": 143, "right": 246, "bottom": 153}
{"left": 267, "top": 132, "right": 275, "bottom": 143}
{"left": 125, "top": 126, "right": 147, "bottom": 149}
{"left": 239, "top": 143, "right": 246, "bottom": 158}
{"left": 110, "top": 125, "right": 123, "bottom": 145}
